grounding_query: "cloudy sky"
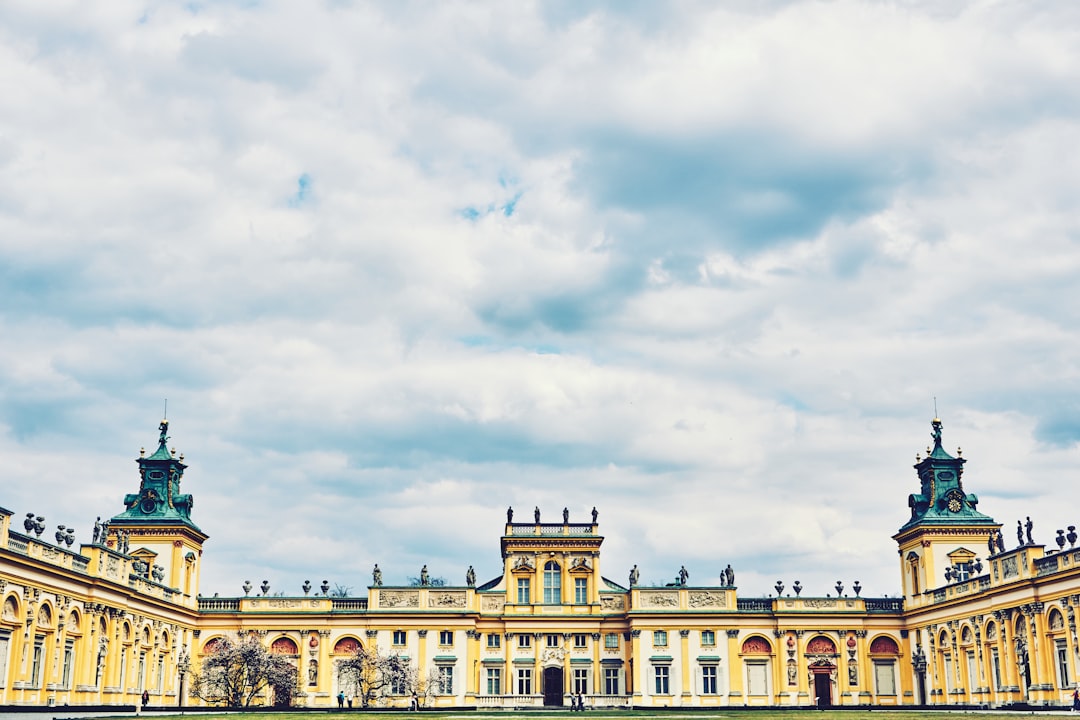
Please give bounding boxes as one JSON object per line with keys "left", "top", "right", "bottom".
{"left": 3, "top": 0, "right": 1080, "bottom": 600}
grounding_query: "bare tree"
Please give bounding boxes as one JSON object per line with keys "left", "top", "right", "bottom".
{"left": 335, "top": 645, "right": 409, "bottom": 708}
{"left": 330, "top": 583, "right": 352, "bottom": 597}
{"left": 189, "top": 633, "right": 298, "bottom": 707}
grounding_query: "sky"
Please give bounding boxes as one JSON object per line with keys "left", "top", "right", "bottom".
{"left": 2, "top": 0, "right": 1080, "bottom": 601}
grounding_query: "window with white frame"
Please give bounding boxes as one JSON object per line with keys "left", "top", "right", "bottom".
{"left": 61, "top": 640, "right": 74, "bottom": 689}
{"left": 1057, "top": 640, "right": 1070, "bottom": 688}
{"left": 546, "top": 634, "right": 560, "bottom": 648}
{"left": 653, "top": 630, "right": 668, "bottom": 646}
{"left": 517, "top": 578, "right": 531, "bottom": 604}
{"left": 440, "top": 630, "right": 454, "bottom": 645}
{"left": 654, "top": 665, "right": 670, "bottom": 694}
{"left": 746, "top": 661, "right": 768, "bottom": 696}
{"left": 487, "top": 633, "right": 501, "bottom": 649}
{"left": 575, "top": 577, "right": 588, "bottom": 604}
{"left": 517, "top": 668, "right": 532, "bottom": 694}
{"left": 604, "top": 667, "right": 620, "bottom": 695}
{"left": 30, "top": 637, "right": 44, "bottom": 689}
{"left": 518, "top": 634, "right": 532, "bottom": 649}
{"left": 438, "top": 665, "right": 454, "bottom": 695}
{"left": 874, "top": 661, "right": 896, "bottom": 695}
{"left": 544, "top": 561, "right": 562, "bottom": 604}
{"left": 605, "top": 633, "right": 619, "bottom": 649}
{"left": 574, "top": 633, "right": 587, "bottom": 649}
{"left": 573, "top": 668, "right": 589, "bottom": 694}
{"left": 485, "top": 667, "right": 501, "bottom": 695}
{"left": 393, "top": 630, "right": 406, "bottom": 645}
{"left": 701, "top": 630, "right": 715, "bottom": 646}
{"left": 701, "top": 664, "right": 718, "bottom": 694}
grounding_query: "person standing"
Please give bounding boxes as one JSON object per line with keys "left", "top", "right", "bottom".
{"left": 337, "top": 691, "right": 345, "bottom": 708}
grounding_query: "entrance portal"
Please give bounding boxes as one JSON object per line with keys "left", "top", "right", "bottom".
{"left": 543, "top": 667, "right": 564, "bottom": 706}
{"left": 813, "top": 672, "right": 832, "bottom": 707}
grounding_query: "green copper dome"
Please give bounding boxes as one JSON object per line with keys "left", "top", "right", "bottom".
{"left": 110, "top": 419, "right": 202, "bottom": 532}
{"left": 898, "top": 418, "right": 995, "bottom": 532}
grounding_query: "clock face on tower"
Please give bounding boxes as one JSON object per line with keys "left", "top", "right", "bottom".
{"left": 945, "top": 490, "right": 964, "bottom": 513}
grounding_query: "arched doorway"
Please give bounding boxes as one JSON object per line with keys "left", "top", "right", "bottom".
{"left": 543, "top": 666, "right": 564, "bottom": 706}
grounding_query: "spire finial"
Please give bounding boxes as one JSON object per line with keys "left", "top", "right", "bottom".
{"left": 931, "top": 417, "right": 943, "bottom": 447}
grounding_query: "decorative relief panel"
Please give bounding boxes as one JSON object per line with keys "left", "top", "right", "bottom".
{"left": 639, "top": 591, "right": 678, "bottom": 608}
{"left": 803, "top": 599, "right": 838, "bottom": 609}
{"left": 600, "top": 595, "right": 625, "bottom": 611}
{"left": 106, "top": 556, "right": 120, "bottom": 579}
{"left": 380, "top": 591, "right": 419, "bottom": 609}
{"left": 741, "top": 636, "right": 771, "bottom": 654}
{"left": 688, "top": 591, "right": 726, "bottom": 608}
{"left": 806, "top": 636, "right": 837, "bottom": 654}
{"left": 1002, "top": 556, "right": 1019, "bottom": 579}
{"left": 481, "top": 595, "right": 505, "bottom": 613}
{"left": 869, "top": 636, "right": 899, "bottom": 654}
{"left": 428, "top": 592, "right": 466, "bottom": 608}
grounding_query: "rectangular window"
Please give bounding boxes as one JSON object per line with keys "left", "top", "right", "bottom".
{"left": 31, "top": 638, "right": 44, "bottom": 689}
{"left": 943, "top": 656, "right": 954, "bottom": 693}
{"left": 543, "top": 562, "right": 562, "bottom": 604}
{"left": 517, "top": 668, "right": 532, "bottom": 695}
{"left": 573, "top": 668, "right": 589, "bottom": 694}
{"left": 702, "top": 665, "right": 717, "bottom": 694}
{"left": 487, "top": 633, "right": 501, "bottom": 649}
{"left": 517, "top": 578, "right": 531, "bottom": 604}
{"left": 605, "top": 633, "right": 619, "bottom": 649}
{"left": 966, "top": 651, "right": 976, "bottom": 692}
{"left": 604, "top": 667, "right": 620, "bottom": 695}
{"left": 391, "top": 673, "right": 406, "bottom": 695}
{"left": 393, "top": 630, "right": 406, "bottom": 646}
{"left": 156, "top": 655, "right": 164, "bottom": 693}
{"left": 874, "top": 661, "right": 896, "bottom": 695}
{"left": 747, "top": 661, "right": 768, "bottom": 696}
{"left": 438, "top": 665, "right": 453, "bottom": 695}
{"left": 575, "top": 578, "right": 588, "bottom": 604}
{"left": 1057, "top": 640, "right": 1070, "bottom": 688}
{"left": 485, "top": 667, "right": 501, "bottom": 695}
{"left": 653, "top": 630, "right": 667, "bottom": 646}
{"left": 654, "top": 665, "right": 670, "bottom": 695}
{"left": 574, "top": 634, "right": 587, "bottom": 649}
{"left": 0, "top": 632, "right": 11, "bottom": 690}
{"left": 547, "top": 634, "right": 560, "bottom": 648}
{"left": 61, "top": 641, "right": 74, "bottom": 689}
{"left": 518, "top": 634, "right": 532, "bottom": 649}
{"left": 440, "top": 630, "right": 454, "bottom": 646}
{"left": 992, "top": 649, "right": 1002, "bottom": 690}
{"left": 138, "top": 651, "right": 146, "bottom": 689}
{"left": 701, "top": 630, "right": 715, "bottom": 646}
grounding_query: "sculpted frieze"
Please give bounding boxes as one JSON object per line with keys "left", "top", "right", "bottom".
{"left": 380, "top": 591, "right": 419, "bottom": 609}
{"left": 688, "top": 591, "right": 726, "bottom": 608}
{"left": 639, "top": 591, "right": 679, "bottom": 608}
{"left": 600, "top": 595, "right": 625, "bottom": 610}
{"left": 429, "top": 592, "right": 467, "bottom": 608}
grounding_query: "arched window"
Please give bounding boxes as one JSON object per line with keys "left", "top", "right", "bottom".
{"left": 543, "top": 561, "right": 561, "bottom": 604}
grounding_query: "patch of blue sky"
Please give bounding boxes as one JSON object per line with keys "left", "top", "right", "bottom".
{"left": 573, "top": 131, "right": 899, "bottom": 257}
{"left": 288, "top": 173, "right": 312, "bottom": 208}
{"left": 502, "top": 192, "right": 522, "bottom": 217}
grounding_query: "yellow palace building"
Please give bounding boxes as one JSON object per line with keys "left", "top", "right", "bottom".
{"left": 2, "top": 417, "right": 1080, "bottom": 709}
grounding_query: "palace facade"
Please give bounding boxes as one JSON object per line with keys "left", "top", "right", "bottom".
{"left": 2, "top": 418, "right": 1079, "bottom": 709}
